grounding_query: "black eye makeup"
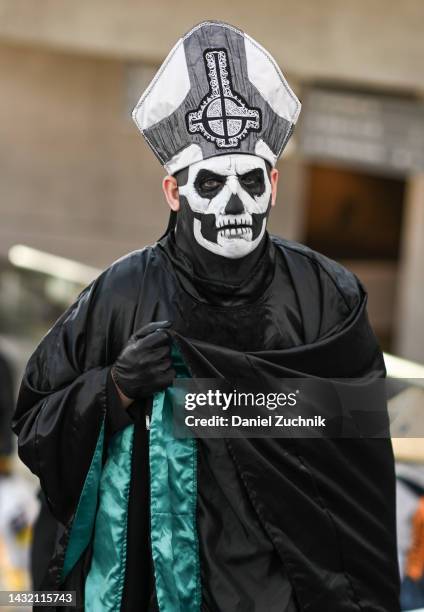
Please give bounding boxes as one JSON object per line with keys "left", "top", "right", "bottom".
{"left": 195, "top": 170, "right": 226, "bottom": 197}
{"left": 238, "top": 168, "right": 265, "bottom": 196}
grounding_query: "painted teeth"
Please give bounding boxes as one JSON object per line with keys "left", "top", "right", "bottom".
{"left": 219, "top": 227, "right": 252, "bottom": 238}
{"left": 216, "top": 215, "right": 253, "bottom": 229}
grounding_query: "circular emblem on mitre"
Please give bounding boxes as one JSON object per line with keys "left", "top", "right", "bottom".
{"left": 186, "top": 48, "right": 261, "bottom": 148}
{"left": 132, "top": 21, "right": 301, "bottom": 175}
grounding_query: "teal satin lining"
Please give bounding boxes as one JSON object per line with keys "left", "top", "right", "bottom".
{"left": 61, "top": 418, "right": 105, "bottom": 581}
{"left": 85, "top": 424, "right": 135, "bottom": 611}
{"left": 61, "top": 346, "right": 200, "bottom": 611}
{"left": 149, "top": 348, "right": 201, "bottom": 612}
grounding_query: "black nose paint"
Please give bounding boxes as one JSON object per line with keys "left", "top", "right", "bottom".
{"left": 225, "top": 194, "right": 245, "bottom": 215}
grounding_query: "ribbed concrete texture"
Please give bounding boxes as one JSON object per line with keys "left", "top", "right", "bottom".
{"left": 0, "top": 0, "right": 423, "bottom": 90}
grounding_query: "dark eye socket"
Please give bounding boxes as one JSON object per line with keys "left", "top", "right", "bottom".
{"left": 239, "top": 169, "right": 265, "bottom": 194}
{"left": 201, "top": 178, "right": 223, "bottom": 190}
{"left": 195, "top": 170, "right": 225, "bottom": 196}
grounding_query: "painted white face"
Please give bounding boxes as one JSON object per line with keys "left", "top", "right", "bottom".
{"left": 177, "top": 154, "right": 272, "bottom": 258}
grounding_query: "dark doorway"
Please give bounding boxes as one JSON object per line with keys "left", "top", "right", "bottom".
{"left": 304, "top": 164, "right": 405, "bottom": 261}
{"left": 303, "top": 163, "right": 407, "bottom": 351}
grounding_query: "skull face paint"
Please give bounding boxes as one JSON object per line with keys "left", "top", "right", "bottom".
{"left": 177, "top": 154, "right": 272, "bottom": 259}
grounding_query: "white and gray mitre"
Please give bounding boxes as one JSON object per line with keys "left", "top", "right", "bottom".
{"left": 132, "top": 20, "right": 301, "bottom": 175}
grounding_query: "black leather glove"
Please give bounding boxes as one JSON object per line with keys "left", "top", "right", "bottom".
{"left": 111, "top": 321, "right": 175, "bottom": 400}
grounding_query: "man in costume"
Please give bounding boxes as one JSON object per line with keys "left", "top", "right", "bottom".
{"left": 12, "top": 21, "right": 400, "bottom": 612}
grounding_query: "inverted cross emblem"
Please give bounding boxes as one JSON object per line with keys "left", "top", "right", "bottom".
{"left": 186, "top": 49, "right": 261, "bottom": 148}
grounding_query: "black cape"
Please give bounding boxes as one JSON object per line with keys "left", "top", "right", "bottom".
{"left": 12, "top": 235, "right": 400, "bottom": 611}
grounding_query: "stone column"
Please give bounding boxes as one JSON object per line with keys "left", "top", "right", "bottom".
{"left": 394, "top": 173, "right": 424, "bottom": 363}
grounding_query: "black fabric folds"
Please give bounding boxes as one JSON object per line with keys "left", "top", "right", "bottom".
{"left": 11, "top": 235, "right": 400, "bottom": 611}
{"left": 169, "top": 295, "right": 399, "bottom": 611}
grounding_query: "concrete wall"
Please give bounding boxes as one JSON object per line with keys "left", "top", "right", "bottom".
{"left": 395, "top": 174, "right": 424, "bottom": 362}
{"left": 0, "top": 44, "right": 165, "bottom": 268}
{"left": 1, "top": 0, "right": 424, "bottom": 91}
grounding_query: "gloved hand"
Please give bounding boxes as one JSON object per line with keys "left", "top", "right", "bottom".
{"left": 111, "top": 321, "right": 175, "bottom": 400}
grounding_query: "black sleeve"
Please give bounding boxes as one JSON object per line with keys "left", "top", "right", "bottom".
{"left": 11, "top": 258, "right": 139, "bottom": 524}
{"left": 314, "top": 255, "right": 364, "bottom": 341}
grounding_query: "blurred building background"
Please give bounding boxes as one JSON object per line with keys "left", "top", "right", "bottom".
{"left": 0, "top": 0, "right": 424, "bottom": 361}
{"left": 0, "top": 1, "right": 424, "bottom": 604}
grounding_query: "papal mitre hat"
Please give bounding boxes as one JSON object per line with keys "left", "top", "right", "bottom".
{"left": 132, "top": 21, "right": 301, "bottom": 175}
